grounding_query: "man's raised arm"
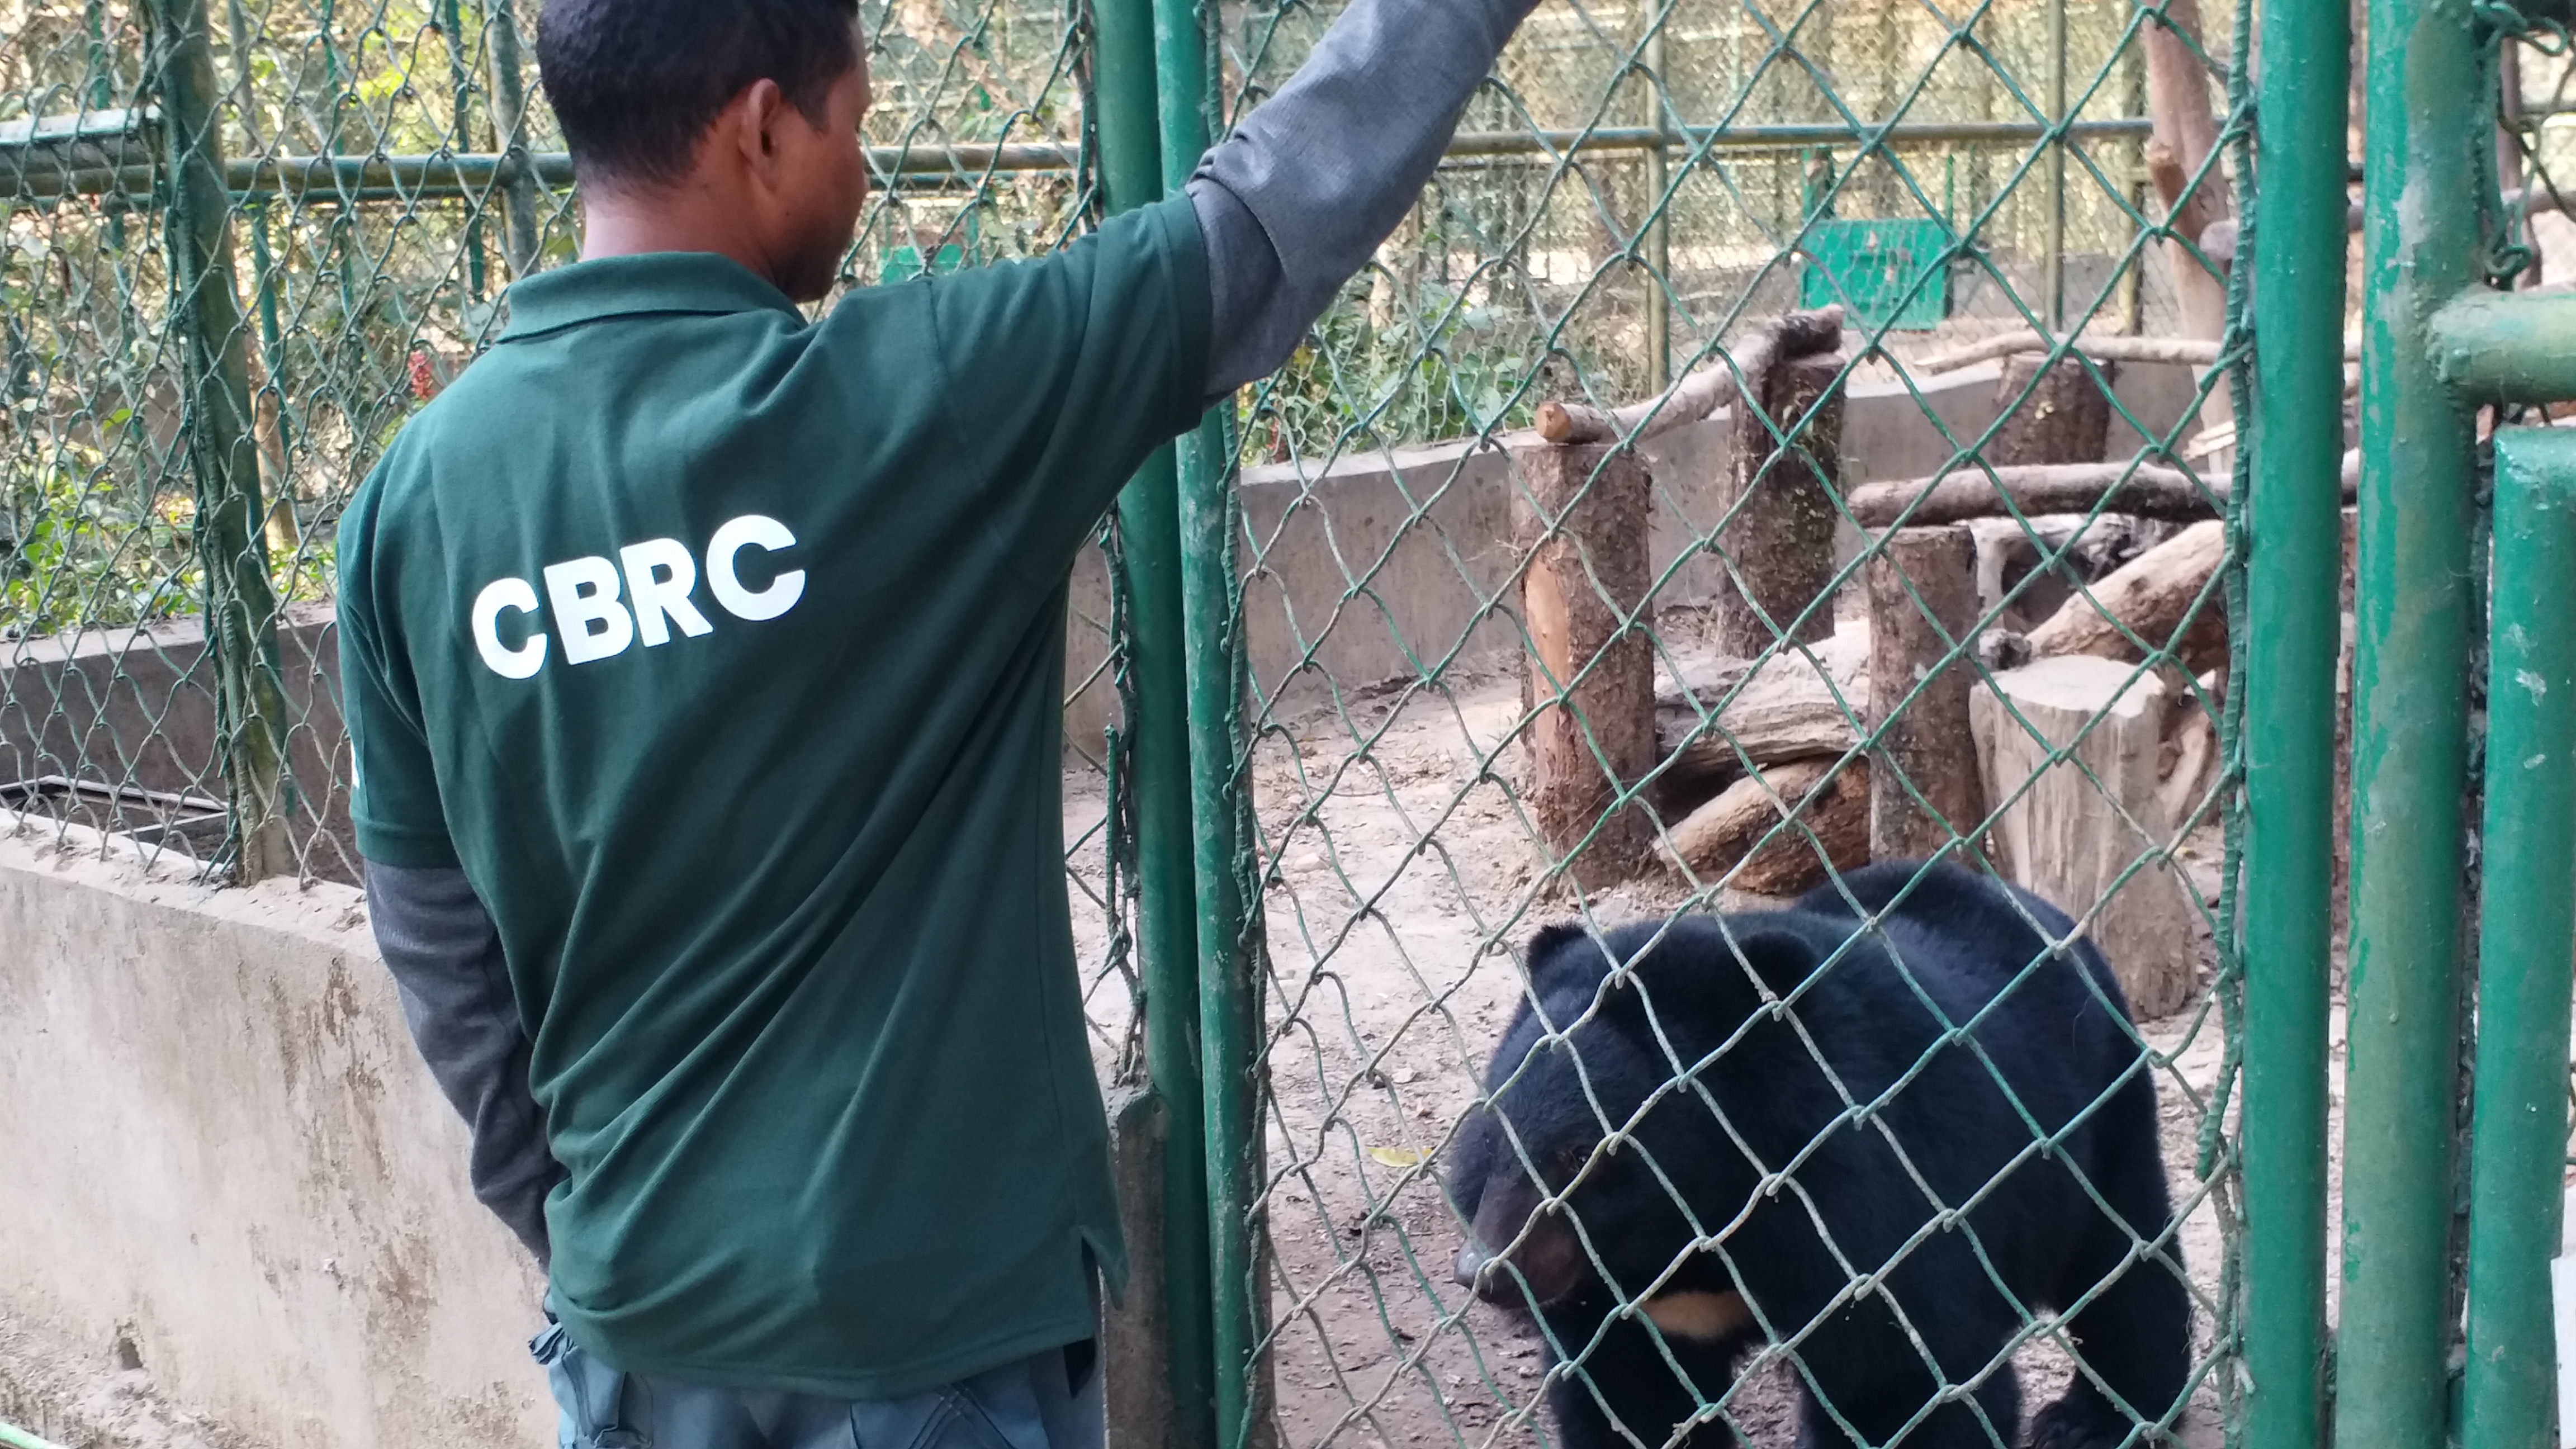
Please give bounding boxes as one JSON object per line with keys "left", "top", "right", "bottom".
{"left": 1187, "top": 0, "right": 1545, "bottom": 396}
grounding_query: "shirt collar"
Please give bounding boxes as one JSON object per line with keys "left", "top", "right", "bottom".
{"left": 499, "top": 252, "right": 804, "bottom": 339}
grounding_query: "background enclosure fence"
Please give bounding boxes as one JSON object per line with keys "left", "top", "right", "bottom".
{"left": 3, "top": 1, "right": 2293, "bottom": 1448}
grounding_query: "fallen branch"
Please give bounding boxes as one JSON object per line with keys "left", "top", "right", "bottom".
{"left": 2025, "top": 519, "right": 2229, "bottom": 676}
{"left": 1915, "top": 330, "right": 2226, "bottom": 376}
{"left": 1536, "top": 306, "right": 1845, "bottom": 446}
{"left": 1848, "top": 465, "right": 2217, "bottom": 528}
{"left": 1655, "top": 757, "right": 1871, "bottom": 894}
{"left": 1656, "top": 657, "right": 1864, "bottom": 788}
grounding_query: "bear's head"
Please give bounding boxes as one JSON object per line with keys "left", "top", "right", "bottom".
{"left": 1446, "top": 913, "right": 1824, "bottom": 1314}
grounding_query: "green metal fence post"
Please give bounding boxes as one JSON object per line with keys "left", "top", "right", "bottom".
{"left": 2239, "top": 0, "right": 2349, "bottom": 1437}
{"left": 1095, "top": 0, "right": 1218, "bottom": 1444}
{"left": 1146, "top": 4, "right": 1266, "bottom": 1445}
{"left": 2337, "top": 0, "right": 2485, "bottom": 1438}
{"left": 486, "top": 0, "right": 543, "bottom": 278}
{"left": 147, "top": 0, "right": 295, "bottom": 880}
{"left": 2459, "top": 427, "right": 2576, "bottom": 1449}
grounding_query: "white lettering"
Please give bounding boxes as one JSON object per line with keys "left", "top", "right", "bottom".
{"left": 706, "top": 514, "right": 805, "bottom": 622}
{"left": 471, "top": 577, "right": 549, "bottom": 679}
{"left": 543, "top": 556, "right": 635, "bottom": 665}
{"left": 619, "top": 538, "right": 714, "bottom": 647}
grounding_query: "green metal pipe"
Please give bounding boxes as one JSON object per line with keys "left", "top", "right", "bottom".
{"left": 147, "top": 0, "right": 295, "bottom": 882}
{"left": 0, "top": 117, "right": 2165, "bottom": 204}
{"left": 2427, "top": 289, "right": 2576, "bottom": 403}
{"left": 0, "top": 1419, "right": 70, "bottom": 1449}
{"left": 2239, "top": 0, "right": 2349, "bottom": 1437}
{"left": 1145, "top": 5, "right": 1265, "bottom": 1445}
{"left": 2337, "top": 0, "right": 2485, "bottom": 1437}
{"left": 484, "top": 0, "right": 542, "bottom": 278}
{"left": 2460, "top": 428, "right": 2576, "bottom": 1449}
{"left": 1093, "top": 0, "right": 1217, "bottom": 1443}
{"left": 436, "top": 0, "right": 487, "bottom": 299}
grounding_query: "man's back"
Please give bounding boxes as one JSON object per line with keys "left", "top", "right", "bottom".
{"left": 344, "top": 0, "right": 1547, "bottom": 1432}
{"left": 338, "top": 201, "right": 1208, "bottom": 1394}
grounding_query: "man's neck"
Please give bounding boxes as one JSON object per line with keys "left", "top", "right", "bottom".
{"left": 578, "top": 184, "right": 780, "bottom": 291}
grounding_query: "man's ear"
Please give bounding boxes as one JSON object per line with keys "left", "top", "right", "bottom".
{"left": 733, "top": 78, "right": 791, "bottom": 178}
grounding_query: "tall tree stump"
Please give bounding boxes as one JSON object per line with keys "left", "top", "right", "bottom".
{"left": 1969, "top": 655, "right": 2206, "bottom": 1019}
{"left": 1711, "top": 354, "right": 1845, "bottom": 657}
{"left": 1987, "top": 355, "right": 2119, "bottom": 467}
{"left": 1867, "top": 524, "right": 1988, "bottom": 861}
{"left": 1515, "top": 443, "right": 1656, "bottom": 889}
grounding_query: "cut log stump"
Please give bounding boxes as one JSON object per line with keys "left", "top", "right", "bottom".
{"left": 1515, "top": 442, "right": 1657, "bottom": 889}
{"left": 1711, "top": 354, "right": 1845, "bottom": 657}
{"left": 1867, "top": 525, "right": 1987, "bottom": 861}
{"left": 1969, "top": 654, "right": 2211, "bottom": 1020}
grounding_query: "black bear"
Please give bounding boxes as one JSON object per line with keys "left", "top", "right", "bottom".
{"left": 1445, "top": 860, "right": 2188, "bottom": 1449}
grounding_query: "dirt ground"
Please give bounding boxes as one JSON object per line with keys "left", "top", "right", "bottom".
{"left": 1070, "top": 617, "right": 2278, "bottom": 1449}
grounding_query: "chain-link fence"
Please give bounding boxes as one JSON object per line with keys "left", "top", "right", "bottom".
{"left": 7, "top": 0, "right": 2262, "bottom": 1446}
{"left": 1215, "top": 0, "right": 2249, "bottom": 1443}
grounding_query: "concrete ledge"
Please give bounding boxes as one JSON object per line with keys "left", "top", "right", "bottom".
{"left": 3, "top": 361, "right": 2201, "bottom": 855}
{"left": 0, "top": 815, "right": 549, "bottom": 1448}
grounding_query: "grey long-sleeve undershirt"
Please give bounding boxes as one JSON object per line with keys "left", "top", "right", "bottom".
{"left": 1187, "top": 0, "right": 1543, "bottom": 395}
{"left": 365, "top": 860, "right": 564, "bottom": 1265}
{"left": 365, "top": 0, "right": 1538, "bottom": 1264}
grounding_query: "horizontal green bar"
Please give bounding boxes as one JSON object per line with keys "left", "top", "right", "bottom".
{"left": 1448, "top": 115, "right": 2153, "bottom": 158}
{"left": 1, "top": 115, "right": 2156, "bottom": 204}
{"left": 2428, "top": 288, "right": 2576, "bottom": 403}
{"left": 0, "top": 1419, "right": 71, "bottom": 1449}
{"left": 0, "top": 141, "right": 1085, "bottom": 201}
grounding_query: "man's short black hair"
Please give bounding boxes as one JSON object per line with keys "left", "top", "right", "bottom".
{"left": 537, "top": 0, "right": 861, "bottom": 188}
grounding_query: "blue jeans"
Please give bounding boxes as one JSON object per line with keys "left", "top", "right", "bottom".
{"left": 530, "top": 1322, "right": 1104, "bottom": 1449}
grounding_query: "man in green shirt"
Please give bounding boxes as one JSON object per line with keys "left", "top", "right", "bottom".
{"left": 338, "top": 0, "right": 1540, "bottom": 1442}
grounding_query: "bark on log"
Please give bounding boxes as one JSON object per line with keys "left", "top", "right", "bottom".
{"left": 2142, "top": 0, "right": 2232, "bottom": 429}
{"left": 1971, "top": 656, "right": 2206, "bottom": 1019}
{"left": 1535, "top": 306, "right": 1844, "bottom": 446}
{"left": 1915, "top": 330, "right": 2225, "bottom": 375}
{"left": 1656, "top": 652, "right": 1866, "bottom": 790}
{"left": 1847, "top": 464, "right": 2214, "bottom": 529}
{"left": 1655, "top": 756, "right": 1872, "bottom": 896}
{"left": 1987, "top": 355, "right": 2118, "bottom": 468}
{"left": 1710, "top": 354, "right": 1845, "bottom": 656}
{"left": 1515, "top": 443, "right": 1658, "bottom": 889}
{"left": 1867, "top": 525, "right": 1987, "bottom": 861}
{"left": 2024, "top": 519, "right": 2229, "bottom": 676}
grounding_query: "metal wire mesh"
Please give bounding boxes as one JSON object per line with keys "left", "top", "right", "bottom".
{"left": 7, "top": 0, "right": 2249, "bottom": 1443}
{"left": 1218, "top": 0, "right": 2248, "bottom": 1442}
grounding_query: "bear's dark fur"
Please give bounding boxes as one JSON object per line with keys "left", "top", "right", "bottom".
{"left": 1445, "top": 860, "right": 2188, "bottom": 1449}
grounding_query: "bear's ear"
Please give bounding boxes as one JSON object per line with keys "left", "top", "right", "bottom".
{"left": 1523, "top": 921, "right": 1608, "bottom": 997}
{"left": 1723, "top": 926, "right": 1824, "bottom": 1000}
{"left": 1603, "top": 922, "right": 1820, "bottom": 1044}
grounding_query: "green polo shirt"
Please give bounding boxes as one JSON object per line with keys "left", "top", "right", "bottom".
{"left": 334, "top": 196, "right": 1209, "bottom": 1396}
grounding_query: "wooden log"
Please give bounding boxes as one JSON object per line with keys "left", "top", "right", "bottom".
{"left": 1867, "top": 524, "right": 1988, "bottom": 861}
{"left": 1969, "top": 513, "right": 2165, "bottom": 634}
{"left": 1535, "top": 306, "right": 1844, "bottom": 446}
{"left": 1654, "top": 757, "right": 1872, "bottom": 896}
{"left": 1710, "top": 353, "right": 1846, "bottom": 656}
{"left": 1515, "top": 442, "right": 1658, "bottom": 889}
{"left": 2142, "top": 0, "right": 2230, "bottom": 339}
{"left": 1656, "top": 660, "right": 1865, "bottom": 788}
{"left": 2025, "top": 519, "right": 2229, "bottom": 676}
{"left": 1987, "top": 354, "right": 2119, "bottom": 468}
{"left": 1847, "top": 463, "right": 2214, "bottom": 529}
{"left": 1914, "top": 329, "right": 2226, "bottom": 376}
{"left": 1969, "top": 655, "right": 2206, "bottom": 1019}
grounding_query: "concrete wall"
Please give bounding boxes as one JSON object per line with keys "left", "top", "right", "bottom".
{"left": 0, "top": 815, "right": 551, "bottom": 1448}
{"left": 3, "top": 360, "right": 2202, "bottom": 863}
{"left": 1079, "top": 357, "right": 2203, "bottom": 729}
